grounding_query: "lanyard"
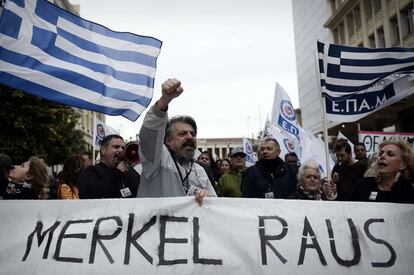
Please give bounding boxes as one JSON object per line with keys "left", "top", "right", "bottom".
{"left": 171, "top": 153, "right": 194, "bottom": 192}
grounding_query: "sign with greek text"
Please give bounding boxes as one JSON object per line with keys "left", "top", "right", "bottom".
{"left": 358, "top": 130, "right": 414, "bottom": 157}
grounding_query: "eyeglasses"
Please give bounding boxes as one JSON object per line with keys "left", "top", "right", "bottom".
{"left": 199, "top": 157, "right": 210, "bottom": 161}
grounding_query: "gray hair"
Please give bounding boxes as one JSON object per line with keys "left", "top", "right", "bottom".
{"left": 164, "top": 115, "right": 197, "bottom": 143}
{"left": 259, "top": 137, "right": 280, "bottom": 149}
{"left": 297, "top": 159, "right": 320, "bottom": 186}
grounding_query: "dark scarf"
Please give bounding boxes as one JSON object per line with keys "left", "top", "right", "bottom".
{"left": 258, "top": 157, "right": 284, "bottom": 172}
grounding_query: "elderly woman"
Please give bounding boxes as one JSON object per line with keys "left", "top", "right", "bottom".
{"left": 3, "top": 156, "right": 50, "bottom": 199}
{"left": 350, "top": 140, "right": 414, "bottom": 203}
{"left": 288, "top": 159, "right": 337, "bottom": 200}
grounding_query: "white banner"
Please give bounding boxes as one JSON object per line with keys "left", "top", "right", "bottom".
{"left": 1, "top": 198, "right": 413, "bottom": 274}
{"left": 358, "top": 130, "right": 414, "bottom": 157}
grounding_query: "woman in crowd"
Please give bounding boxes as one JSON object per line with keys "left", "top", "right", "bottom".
{"left": 198, "top": 151, "right": 221, "bottom": 182}
{"left": 3, "top": 156, "right": 49, "bottom": 199}
{"left": 288, "top": 159, "right": 337, "bottom": 200}
{"left": 219, "top": 158, "right": 231, "bottom": 175}
{"left": 350, "top": 140, "right": 414, "bottom": 203}
{"left": 57, "top": 155, "right": 85, "bottom": 199}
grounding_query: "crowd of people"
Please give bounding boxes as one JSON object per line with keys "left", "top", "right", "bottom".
{"left": 1, "top": 79, "right": 414, "bottom": 204}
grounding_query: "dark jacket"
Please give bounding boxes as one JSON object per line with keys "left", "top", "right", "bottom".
{"left": 350, "top": 177, "right": 414, "bottom": 204}
{"left": 2, "top": 181, "right": 38, "bottom": 200}
{"left": 242, "top": 157, "right": 297, "bottom": 199}
{"left": 77, "top": 162, "right": 138, "bottom": 199}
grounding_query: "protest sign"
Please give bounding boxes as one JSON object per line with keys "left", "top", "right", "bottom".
{"left": 358, "top": 130, "right": 414, "bottom": 157}
{"left": 0, "top": 198, "right": 413, "bottom": 274}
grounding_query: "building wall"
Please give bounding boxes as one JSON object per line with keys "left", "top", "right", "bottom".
{"left": 292, "top": 0, "right": 331, "bottom": 133}
{"left": 293, "top": 0, "right": 414, "bottom": 136}
{"left": 323, "top": 0, "right": 414, "bottom": 136}
{"left": 197, "top": 138, "right": 258, "bottom": 160}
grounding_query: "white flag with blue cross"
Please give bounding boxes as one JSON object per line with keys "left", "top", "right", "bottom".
{"left": 0, "top": 0, "right": 162, "bottom": 121}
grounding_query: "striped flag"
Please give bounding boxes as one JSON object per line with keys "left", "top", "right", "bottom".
{"left": 317, "top": 41, "right": 414, "bottom": 122}
{"left": 0, "top": 0, "right": 162, "bottom": 121}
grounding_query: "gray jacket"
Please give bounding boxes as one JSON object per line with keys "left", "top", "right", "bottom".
{"left": 137, "top": 105, "right": 217, "bottom": 197}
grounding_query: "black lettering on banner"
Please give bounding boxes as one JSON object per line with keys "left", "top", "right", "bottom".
{"left": 258, "top": 216, "right": 288, "bottom": 265}
{"left": 326, "top": 219, "right": 361, "bottom": 267}
{"left": 159, "top": 215, "right": 188, "bottom": 265}
{"left": 298, "top": 217, "right": 327, "bottom": 265}
{"left": 124, "top": 214, "right": 156, "bottom": 265}
{"left": 54, "top": 219, "right": 93, "bottom": 263}
{"left": 192, "top": 217, "right": 222, "bottom": 265}
{"left": 89, "top": 216, "right": 122, "bottom": 264}
{"left": 22, "top": 221, "right": 61, "bottom": 261}
{"left": 364, "top": 219, "right": 396, "bottom": 268}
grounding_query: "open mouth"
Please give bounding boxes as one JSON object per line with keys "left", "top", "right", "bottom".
{"left": 378, "top": 162, "right": 387, "bottom": 168}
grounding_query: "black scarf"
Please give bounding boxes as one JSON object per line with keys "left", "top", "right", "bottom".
{"left": 258, "top": 157, "right": 284, "bottom": 172}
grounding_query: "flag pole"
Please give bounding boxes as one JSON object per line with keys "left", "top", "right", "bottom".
{"left": 92, "top": 112, "right": 96, "bottom": 165}
{"left": 313, "top": 44, "right": 331, "bottom": 178}
{"left": 321, "top": 94, "right": 331, "bottom": 178}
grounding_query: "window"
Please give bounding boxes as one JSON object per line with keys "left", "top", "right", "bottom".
{"left": 347, "top": 13, "right": 354, "bottom": 36}
{"left": 407, "top": 8, "right": 414, "bottom": 33}
{"left": 366, "top": 0, "right": 373, "bottom": 19}
{"left": 373, "top": 0, "right": 381, "bottom": 13}
{"left": 390, "top": 16, "right": 400, "bottom": 45}
{"left": 401, "top": 3, "right": 414, "bottom": 37}
{"left": 368, "top": 34, "right": 375, "bottom": 48}
{"left": 354, "top": 5, "right": 361, "bottom": 29}
{"left": 329, "top": 0, "right": 336, "bottom": 14}
{"left": 339, "top": 22, "right": 345, "bottom": 44}
{"left": 333, "top": 28, "right": 340, "bottom": 44}
{"left": 377, "top": 27, "right": 385, "bottom": 47}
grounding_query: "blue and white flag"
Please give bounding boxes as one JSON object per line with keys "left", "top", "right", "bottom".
{"left": 93, "top": 116, "right": 120, "bottom": 149}
{"left": 0, "top": 0, "right": 162, "bottom": 121}
{"left": 318, "top": 41, "right": 414, "bottom": 122}
{"left": 270, "top": 82, "right": 301, "bottom": 140}
{"left": 242, "top": 137, "right": 256, "bottom": 167}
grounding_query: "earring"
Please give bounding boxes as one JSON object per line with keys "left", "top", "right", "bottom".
{"left": 394, "top": 171, "right": 401, "bottom": 183}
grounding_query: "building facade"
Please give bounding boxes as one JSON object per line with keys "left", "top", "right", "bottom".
{"left": 293, "top": 0, "right": 414, "bottom": 141}
{"left": 197, "top": 138, "right": 258, "bottom": 160}
{"left": 292, "top": 0, "right": 331, "bottom": 133}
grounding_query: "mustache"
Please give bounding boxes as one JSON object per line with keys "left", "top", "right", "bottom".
{"left": 182, "top": 140, "right": 196, "bottom": 149}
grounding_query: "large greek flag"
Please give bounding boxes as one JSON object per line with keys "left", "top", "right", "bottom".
{"left": 317, "top": 41, "right": 414, "bottom": 122}
{"left": 0, "top": 0, "right": 162, "bottom": 121}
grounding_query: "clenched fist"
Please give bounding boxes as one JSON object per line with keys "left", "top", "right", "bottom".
{"left": 156, "top": 78, "right": 184, "bottom": 111}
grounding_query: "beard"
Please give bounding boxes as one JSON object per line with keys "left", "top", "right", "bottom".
{"left": 179, "top": 140, "right": 196, "bottom": 161}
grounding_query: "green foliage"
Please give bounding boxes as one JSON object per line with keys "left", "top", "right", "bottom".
{"left": 0, "top": 84, "right": 86, "bottom": 165}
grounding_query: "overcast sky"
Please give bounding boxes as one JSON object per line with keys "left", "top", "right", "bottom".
{"left": 71, "top": 0, "right": 298, "bottom": 139}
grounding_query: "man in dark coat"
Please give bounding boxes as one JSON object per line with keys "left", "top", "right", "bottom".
{"left": 242, "top": 137, "right": 297, "bottom": 199}
{"left": 78, "top": 135, "right": 138, "bottom": 199}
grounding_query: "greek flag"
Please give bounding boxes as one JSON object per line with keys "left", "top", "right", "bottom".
{"left": 317, "top": 41, "right": 414, "bottom": 122}
{"left": 0, "top": 0, "right": 162, "bottom": 121}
